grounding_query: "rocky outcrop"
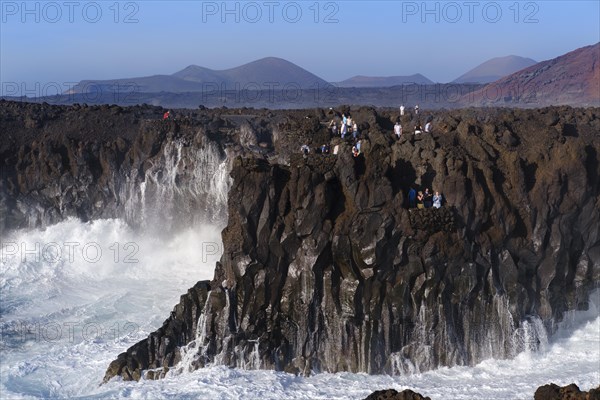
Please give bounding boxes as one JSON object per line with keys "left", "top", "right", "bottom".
{"left": 100, "top": 105, "right": 600, "bottom": 380}
{"left": 364, "top": 389, "right": 431, "bottom": 400}
{"left": 104, "top": 281, "right": 210, "bottom": 381}
{"left": 1, "top": 101, "right": 598, "bottom": 382}
{"left": 364, "top": 384, "right": 600, "bottom": 400}
{"left": 0, "top": 101, "right": 291, "bottom": 233}
{"left": 534, "top": 383, "right": 600, "bottom": 400}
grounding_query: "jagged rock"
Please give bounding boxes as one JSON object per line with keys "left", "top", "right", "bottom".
{"left": 363, "top": 388, "right": 431, "bottom": 400}
{"left": 534, "top": 383, "right": 600, "bottom": 400}
{"left": 1, "top": 101, "right": 599, "bottom": 383}
{"left": 0, "top": 102, "right": 286, "bottom": 232}
{"left": 102, "top": 105, "right": 598, "bottom": 381}
{"left": 102, "top": 281, "right": 210, "bottom": 383}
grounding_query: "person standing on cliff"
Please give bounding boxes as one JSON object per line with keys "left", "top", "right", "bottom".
{"left": 330, "top": 120, "right": 338, "bottom": 136}
{"left": 408, "top": 187, "right": 417, "bottom": 208}
{"left": 433, "top": 191, "right": 442, "bottom": 208}
{"left": 423, "top": 188, "right": 433, "bottom": 208}
{"left": 163, "top": 110, "right": 171, "bottom": 120}
{"left": 416, "top": 191, "right": 424, "bottom": 209}
{"left": 425, "top": 121, "right": 432, "bottom": 133}
{"left": 400, "top": 105, "right": 405, "bottom": 116}
{"left": 415, "top": 105, "right": 419, "bottom": 115}
{"left": 340, "top": 120, "right": 348, "bottom": 139}
{"left": 394, "top": 121, "right": 403, "bottom": 139}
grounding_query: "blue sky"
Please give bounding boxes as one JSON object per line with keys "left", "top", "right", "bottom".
{"left": 1, "top": 1, "right": 599, "bottom": 95}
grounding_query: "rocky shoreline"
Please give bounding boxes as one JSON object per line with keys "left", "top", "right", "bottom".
{"left": 534, "top": 383, "right": 600, "bottom": 399}
{"left": 362, "top": 383, "right": 600, "bottom": 400}
{"left": 1, "top": 101, "right": 598, "bottom": 390}
{"left": 363, "top": 389, "right": 431, "bottom": 400}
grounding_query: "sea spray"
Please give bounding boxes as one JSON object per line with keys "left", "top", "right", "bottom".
{"left": 121, "top": 138, "right": 231, "bottom": 232}
{"left": 1, "top": 220, "right": 598, "bottom": 399}
{"left": 0, "top": 217, "right": 223, "bottom": 397}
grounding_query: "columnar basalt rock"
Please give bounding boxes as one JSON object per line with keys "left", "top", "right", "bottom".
{"left": 101, "top": 106, "right": 599, "bottom": 381}
{"left": 1, "top": 101, "right": 598, "bottom": 382}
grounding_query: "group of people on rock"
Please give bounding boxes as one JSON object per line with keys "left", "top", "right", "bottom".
{"left": 394, "top": 119, "right": 432, "bottom": 138}
{"left": 321, "top": 140, "right": 361, "bottom": 157}
{"left": 417, "top": 119, "right": 432, "bottom": 134}
{"left": 329, "top": 112, "right": 360, "bottom": 141}
{"left": 399, "top": 104, "right": 420, "bottom": 116}
{"left": 408, "top": 187, "right": 443, "bottom": 209}
{"left": 301, "top": 139, "right": 362, "bottom": 158}
{"left": 395, "top": 105, "right": 434, "bottom": 137}
{"left": 304, "top": 107, "right": 435, "bottom": 160}
{"left": 328, "top": 111, "right": 363, "bottom": 158}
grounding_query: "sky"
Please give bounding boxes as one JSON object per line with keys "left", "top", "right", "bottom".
{"left": 1, "top": 0, "right": 599, "bottom": 95}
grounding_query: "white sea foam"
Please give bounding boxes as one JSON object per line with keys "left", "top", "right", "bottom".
{"left": 1, "top": 219, "right": 598, "bottom": 399}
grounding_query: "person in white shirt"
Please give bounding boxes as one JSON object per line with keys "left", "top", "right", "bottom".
{"left": 340, "top": 121, "right": 348, "bottom": 139}
{"left": 433, "top": 191, "right": 442, "bottom": 208}
{"left": 400, "top": 105, "right": 405, "bottom": 116}
{"left": 394, "top": 122, "right": 402, "bottom": 139}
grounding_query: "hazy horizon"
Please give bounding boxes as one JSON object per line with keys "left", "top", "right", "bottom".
{"left": 1, "top": 1, "right": 599, "bottom": 96}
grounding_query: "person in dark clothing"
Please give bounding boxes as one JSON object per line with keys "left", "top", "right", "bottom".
{"left": 408, "top": 187, "right": 417, "bottom": 208}
{"left": 423, "top": 188, "right": 433, "bottom": 208}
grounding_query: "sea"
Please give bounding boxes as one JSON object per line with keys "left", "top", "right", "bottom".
{"left": 1, "top": 217, "right": 598, "bottom": 399}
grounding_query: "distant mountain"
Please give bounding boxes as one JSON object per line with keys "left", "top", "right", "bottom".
{"left": 453, "top": 55, "right": 537, "bottom": 84}
{"left": 334, "top": 74, "right": 433, "bottom": 87}
{"left": 462, "top": 43, "right": 600, "bottom": 107}
{"left": 68, "top": 57, "right": 330, "bottom": 94}
{"left": 173, "top": 57, "right": 330, "bottom": 88}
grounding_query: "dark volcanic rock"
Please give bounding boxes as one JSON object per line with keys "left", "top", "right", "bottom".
{"left": 534, "top": 383, "right": 600, "bottom": 400}
{"left": 0, "top": 101, "right": 288, "bottom": 233}
{"left": 98, "top": 105, "right": 600, "bottom": 381}
{"left": 103, "top": 281, "right": 210, "bottom": 382}
{"left": 1, "top": 101, "right": 599, "bottom": 383}
{"left": 363, "top": 388, "right": 431, "bottom": 400}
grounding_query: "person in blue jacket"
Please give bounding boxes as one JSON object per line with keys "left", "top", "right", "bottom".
{"left": 408, "top": 187, "right": 417, "bottom": 208}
